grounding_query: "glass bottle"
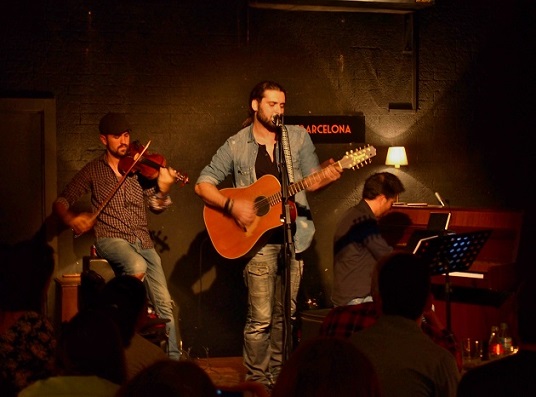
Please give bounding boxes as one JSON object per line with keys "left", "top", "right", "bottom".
{"left": 499, "top": 322, "right": 512, "bottom": 355}
{"left": 488, "top": 325, "right": 503, "bottom": 358}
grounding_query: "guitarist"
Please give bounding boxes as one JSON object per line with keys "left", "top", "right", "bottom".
{"left": 195, "top": 81, "right": 341, "bottom": 392}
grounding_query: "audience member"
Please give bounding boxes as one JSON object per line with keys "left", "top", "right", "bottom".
{"left": 98, "top": 275, "right": 168, "bottom": 379}
{"left": 457, "top": 278, "right": 536, "bottom": 396}
{"left": 116, "top": 359, "right": 218, "bottom": 397}
{"left": 0, "top": 235, "right": 56, "bottom": 397}
{"left": 332, "top": 172, "right": 405, "bottom": 307}
{"left": 216, "top": 380, "right": 270, "bottom": 397}
{"left": 19, "top": 308, "right": 126, "bottom": 397}
{"left": 350, "top": 252, "right": 460, "bottom": 397}
{"left": 272, "top": 336, "right": 382, "bottom": 397}
{"left": 319, "top": 296, "right": 463, "bottom": 371}
{"left": 79, "top": 268, "right": 107, "bottom": 311}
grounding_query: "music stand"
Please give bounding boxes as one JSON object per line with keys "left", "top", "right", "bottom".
{"left": 413, "top": 230, "right": 492, "bottom": 331}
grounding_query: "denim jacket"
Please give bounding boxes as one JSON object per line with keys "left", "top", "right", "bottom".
{"left": 196, "top": 124, "right": 320, "bottom": 253}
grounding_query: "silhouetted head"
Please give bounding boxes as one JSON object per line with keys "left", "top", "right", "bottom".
{"left": 97, "top": 275, "right": 148, "bottom": 347}
{"left": 57, "top": 308, "right": 126, "bottom": 385}
{"left": 516, "top": 279, "right": 536, "bottom": 345}
{"left": 373, "top": 252, "right": 431, "bottom": 321}
{"left": 0, "top": 236, "right": 55, "bottom": 313}
{"left": 272, "top": 336, "right": 382, "bottom": 397}
{"left": 117, "top": 359, "right": 217, "bottom": 397}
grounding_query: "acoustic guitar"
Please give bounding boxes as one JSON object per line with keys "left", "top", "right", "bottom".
{"left": 203, "top": 146, "right": 376, "bottom": 259}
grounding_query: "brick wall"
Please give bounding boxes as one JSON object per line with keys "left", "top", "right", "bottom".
{"left": 1, "top": 0, "right": 533, "bottom": 355}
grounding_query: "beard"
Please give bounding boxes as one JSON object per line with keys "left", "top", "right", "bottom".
{"left": 256, "top": 108, "right": 279, "bottom": 133}
{"left": 109, "top": 144, "right": 129, "bottom": 159}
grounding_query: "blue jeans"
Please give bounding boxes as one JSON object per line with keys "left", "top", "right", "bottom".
{"left": 95, "top": 238, "right": 181, "bottom": 360}
{"left": 243, "top": 244, "right": 303, "bottom": 387}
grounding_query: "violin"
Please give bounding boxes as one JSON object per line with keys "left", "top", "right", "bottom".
{"left": 118, "top": 140, "right": 189, "bottom": 185}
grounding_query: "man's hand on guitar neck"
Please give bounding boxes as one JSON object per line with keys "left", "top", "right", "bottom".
{"left": 307, "top": 158, "right": 342, "bottom": 192}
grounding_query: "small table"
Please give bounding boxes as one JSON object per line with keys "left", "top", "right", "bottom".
{"left": 54, "top": 274, "right": 81, "bottom": 325}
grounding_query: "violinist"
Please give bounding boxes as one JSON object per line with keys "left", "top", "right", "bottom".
{"left": 53, "top": 112, "right": 182, "bottom": 360}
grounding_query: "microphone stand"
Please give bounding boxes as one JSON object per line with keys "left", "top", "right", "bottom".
{"left": 434, "top": 194, "right": 453, "bottom": 331}
{"left": 274, "top": 115, "right": 295, "bottom": 362}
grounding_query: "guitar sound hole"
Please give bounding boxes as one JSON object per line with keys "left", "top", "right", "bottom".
{"left": 254, "top": 196, "right": 269, "bottom": 217}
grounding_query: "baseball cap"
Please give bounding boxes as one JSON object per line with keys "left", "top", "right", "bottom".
{"left": 99, "top": 113, "right": 131, "bottom": 136}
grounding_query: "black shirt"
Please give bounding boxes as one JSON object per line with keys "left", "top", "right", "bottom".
{"left": 256, "top": 144, "right": 284, "bottom": 244}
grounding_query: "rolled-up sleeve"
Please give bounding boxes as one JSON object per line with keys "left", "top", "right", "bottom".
{"left": 196, "top": 138, "right": 236, "bottom": 186}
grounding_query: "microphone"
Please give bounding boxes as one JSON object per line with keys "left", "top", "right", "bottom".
{"left": 434, "top": 192, "right": 446, "bottom": 207}
{"left": 271, "top": 114, "right": 283, "bottom": 128}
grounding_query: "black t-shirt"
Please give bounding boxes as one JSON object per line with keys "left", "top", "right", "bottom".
{"left": 255, "top": 144, "right": 279, "bottom": 179}
{"left": 256, "top": 144, "right": 283, "bottom": 244}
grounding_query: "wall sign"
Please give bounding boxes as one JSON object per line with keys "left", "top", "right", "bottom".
{"left": 284, "top": 114, "right": 365, "bottom": 144}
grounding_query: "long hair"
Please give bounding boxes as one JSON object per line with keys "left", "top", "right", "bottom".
{"left": 241, "top": 80, "right": 286, "bottom": 128}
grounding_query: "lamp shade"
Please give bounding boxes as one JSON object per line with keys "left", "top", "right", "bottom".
{"left": 385, "top": 146, "right": 408, "bottom": 168}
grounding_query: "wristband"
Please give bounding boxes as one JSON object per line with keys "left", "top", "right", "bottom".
{"left": 223, "top": 198, "right": 233, "bottom": 215}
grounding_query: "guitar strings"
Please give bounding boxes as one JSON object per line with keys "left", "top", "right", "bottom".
{"left": 249, "top": 148, "right": 373, "bottom": 212}
{"left": 251, "top": 167, "right": 332, "bottom": 212}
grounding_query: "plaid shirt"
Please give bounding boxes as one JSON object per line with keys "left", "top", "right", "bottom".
{"left": 319, "top": 302, "right": 463, "bottom": 372}
{"left": 56, "top": 154, "right": 171, "bottom": 249}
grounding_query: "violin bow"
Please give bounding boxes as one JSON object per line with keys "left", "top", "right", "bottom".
{"left": 74, "top": 140, "right": 152, "bottom": 238}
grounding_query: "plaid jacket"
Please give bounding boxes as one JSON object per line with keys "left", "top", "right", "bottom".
{"left": 319, "top": 302, "right": 463, "bottom": 372}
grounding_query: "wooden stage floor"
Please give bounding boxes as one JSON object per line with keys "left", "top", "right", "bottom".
{"left": 195, "top": 356, "right": 247, "bottom": 388}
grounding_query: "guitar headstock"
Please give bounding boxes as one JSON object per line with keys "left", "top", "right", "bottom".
{"left": 338, "top": 145, "right": 377, "bottom": 170}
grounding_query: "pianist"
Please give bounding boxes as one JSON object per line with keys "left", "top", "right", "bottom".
{"left": 331, "top": 172, "right": 405, "bottom": 307}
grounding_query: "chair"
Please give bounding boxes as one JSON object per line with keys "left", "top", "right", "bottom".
{"left": 83, "top": 250, "right": 115, "bottom": 283}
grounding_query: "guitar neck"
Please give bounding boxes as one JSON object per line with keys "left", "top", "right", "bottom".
{"left": 271, "top": 164, "right": 338, "bottom": 204}
{"left": 289, "top": 164, "right": 338, "bottom": 196}
{"left": 265, "top": 146, "right": 375, "bottom": 208}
